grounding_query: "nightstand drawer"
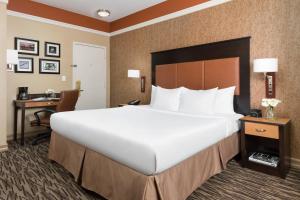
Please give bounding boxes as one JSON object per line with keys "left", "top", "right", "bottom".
{"left": 245, "top": 122, "right": 279, "bottom": 139}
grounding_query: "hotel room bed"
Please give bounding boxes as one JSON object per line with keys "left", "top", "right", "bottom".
{"left": 49, "top": 105, "right": 242, "bottom": 200}
{"left": 50, "top": 105, "right": 242, "bottom": 175}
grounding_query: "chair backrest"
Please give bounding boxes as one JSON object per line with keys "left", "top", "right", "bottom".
{"left": 56, "top": 90, "right": 79, "bottom": 112}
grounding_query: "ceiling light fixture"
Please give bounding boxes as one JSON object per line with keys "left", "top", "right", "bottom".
{"left": 97, "top": 9, "right": 111, "bottom": 18}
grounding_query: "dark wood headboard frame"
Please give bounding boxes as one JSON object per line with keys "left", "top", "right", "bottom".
{"left": 151, "top": 37, "right": 251, "bottom": 115}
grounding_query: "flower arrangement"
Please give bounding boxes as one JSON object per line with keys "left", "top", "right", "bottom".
{"left": 261, "top": 98, "right": 282, "bottom": 119}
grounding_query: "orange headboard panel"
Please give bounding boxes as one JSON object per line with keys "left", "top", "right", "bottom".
{"left": 156, "top": 64, "right": 177, "bottom": 89}
{"left": 177, "top": 61, "right": 204, "bottom": 90}
{"left": 155, "top": 57, "right": 240, "bottom": 94}
{"left": 204, "top": 57, "right": 240, "bottom": 95}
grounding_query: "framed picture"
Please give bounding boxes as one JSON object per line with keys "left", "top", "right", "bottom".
{"left": 15, "top": 57, "right": 34, "bottom": 73}
{"left": 15, "top": 37, "right": 39, "bottom": 56}
{"left": 39, "top": 59, "right": 60, "bottom": 74}
{"left": 45, "top": 42, "right": 61, "bottom": 58}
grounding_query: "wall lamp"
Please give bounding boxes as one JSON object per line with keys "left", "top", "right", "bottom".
{"left": 254, "top": 58, "right": 278, "bottom": 98}
{"left": 128, "top": 69, "right": 146, "bottom": 93}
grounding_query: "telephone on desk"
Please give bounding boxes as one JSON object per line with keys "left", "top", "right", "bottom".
{"left": 128, "top": 99, "right": 140, "bottom": 105}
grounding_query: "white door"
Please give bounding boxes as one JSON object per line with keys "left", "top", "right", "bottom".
{"left": 73, "top": 42, "right": 106, "bottom": 110}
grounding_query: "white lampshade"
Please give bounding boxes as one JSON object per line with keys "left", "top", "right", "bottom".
{"left": 7, "top": 49, "right": 19, "bottom": 65}
{"left": 253, "top": 58, "right": 278, "bottom": 73}
{"left": 128, "top": 69, "right": 140, "bottom": 78}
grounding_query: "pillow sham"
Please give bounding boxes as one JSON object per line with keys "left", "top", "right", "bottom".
{"left": 214, "top": 86, "right": 236, "bottom": 114}
{"left": 179, "top": 88, "right": 218, "bottom": 114}
{"left": 151, "top": 86, "right": 181, "bottom": 111}
{"left": 150, "top": 85, "right": 157, "bottom": 106}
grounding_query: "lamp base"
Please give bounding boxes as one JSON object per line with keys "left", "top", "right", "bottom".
{"left": 265, "top": 72, "right": 275, "bottom": 98}
{"left": 7, "top": 64, "right": 15, "bottom": 72}
{"left": 141, "top": 76, "right": 146, "bottom": 93}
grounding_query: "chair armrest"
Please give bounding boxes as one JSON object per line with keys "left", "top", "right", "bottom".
{"left": 34, "top": 109, "right": 56, "bottom": 125}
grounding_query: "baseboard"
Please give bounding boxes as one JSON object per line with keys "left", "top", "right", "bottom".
{"left": 7, "top": 130, "right": 45, "bottom": 141}
{"left": 0, "top": 144, "right": 8, "bottom": 152}
{"left": 291, "top": 157, "right": 300, "bottom": 169}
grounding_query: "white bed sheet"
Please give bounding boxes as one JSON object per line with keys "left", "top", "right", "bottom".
{"left": 50, "top": 105, "right": 243, "bottom": 175}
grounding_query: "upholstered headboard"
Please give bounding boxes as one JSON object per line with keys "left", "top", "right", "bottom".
{"left": 156, "top": 57, "right": 240, "bottom": 94}
{"left": 151, "top": 37, "right": 250, "bottom": 115}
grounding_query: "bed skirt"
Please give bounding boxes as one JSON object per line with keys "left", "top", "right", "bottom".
{"left": 48, "top": 132, "right": 240, "bottom": 200}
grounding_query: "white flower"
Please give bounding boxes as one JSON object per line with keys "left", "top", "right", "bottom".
{"left": 269, "top": 99, "right": 281, "bottom": 107}
{"left": 261, "top": 98, "right": 281, "bottom": 108}
{"left": 261, "top": 98, "right": 269, "bottom": 107}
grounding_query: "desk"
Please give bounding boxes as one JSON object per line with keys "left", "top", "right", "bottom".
{"left": 14, "top": 99, "right": 59, "bottom": 145}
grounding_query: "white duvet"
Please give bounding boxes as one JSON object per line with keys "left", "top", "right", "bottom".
{"left": 50, "top": 105, "right": 243, "bottom": 175}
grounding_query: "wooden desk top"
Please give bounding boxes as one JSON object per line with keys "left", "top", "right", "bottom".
{"left": 14, "top": 99, "right": 60, "bottom": 108}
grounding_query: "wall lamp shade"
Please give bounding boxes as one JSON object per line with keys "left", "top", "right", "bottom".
{"left": 7, "top": 49, "right": 19, "bottom": 64}
{"left": 128, "top": 69, "right": 140, "bottom": 78}
{"left": 253, "top": 58, "right": 278, "bottom": 73}
{"left": 253, "top": 58, "right": 278, "bottom": 98}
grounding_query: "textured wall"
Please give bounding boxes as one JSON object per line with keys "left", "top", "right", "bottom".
{"left": 111, "top": 0, "right": 300, "bottom": 159}
{"left": 0, "top": 2, "right": 7, "bottom": 149}
{"left": 7, "top": 15, "right": 110, "bottom": 139}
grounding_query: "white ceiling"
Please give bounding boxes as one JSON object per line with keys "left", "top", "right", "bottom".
{"left": 33, "top": 0, "right": 166, "bottom": 22}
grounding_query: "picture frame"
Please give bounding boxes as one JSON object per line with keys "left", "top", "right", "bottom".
{"left": 45, "top": 42, "right": 61, "bottom": 58}
{"left": 15, "top": 37, "right": 39, "bottom": 56}
{"left": 39, "top": 59, "right": 60, "bottom": 74}
{"left": 15, "top": 57, "right": 34, "bottom": 73}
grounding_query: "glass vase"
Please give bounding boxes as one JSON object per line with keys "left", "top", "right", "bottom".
{"left": 266, "top": 106, "right": 274, "bottom": 119}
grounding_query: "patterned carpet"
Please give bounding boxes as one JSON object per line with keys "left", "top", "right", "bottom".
{"left": 0, "top": 140, "right": 300, "bottom": 200}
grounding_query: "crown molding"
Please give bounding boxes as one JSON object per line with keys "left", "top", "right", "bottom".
{"left": 110, "top": 0, "right": 231, "bottom": 36}
{"left": 0, "top": 0, "right": 8, "bottom": 4}
{"left": 7, "top": 10, "right": 110, "bottom": 37}
{"left": 7, "top": 0, "right": 230, "bottom": 37}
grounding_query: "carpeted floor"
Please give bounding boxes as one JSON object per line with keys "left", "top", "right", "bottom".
{"left": 0, "top": 140, "right": 300, "bottom": 200}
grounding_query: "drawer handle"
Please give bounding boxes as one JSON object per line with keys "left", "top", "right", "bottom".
{"left": 255, "top": 128, "right": 266, "bottom": 133}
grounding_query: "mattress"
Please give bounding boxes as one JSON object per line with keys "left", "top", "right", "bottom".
{"left": 50, "top": 105, "right": 243, "bottom": 175}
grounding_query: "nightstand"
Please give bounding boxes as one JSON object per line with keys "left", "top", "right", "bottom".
{"left": 240, "top": 116, "right": 291, "bottom": 178}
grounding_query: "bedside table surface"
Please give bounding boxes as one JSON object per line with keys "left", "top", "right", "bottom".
{"left": 240, "top": 116, "right": 290, "bottom": 126}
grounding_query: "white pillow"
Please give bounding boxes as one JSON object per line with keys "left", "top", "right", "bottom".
{"left": 214, "top": 86, "right": 236, "bottom": 114}
{"left": 150, "top": 85, "right": 157, "bottom": 106}
{"left": 151, "top": 86, "right": 181, "bottom": 111}
{"left": 179, "top": 88, "right": 218, "bottom": 114}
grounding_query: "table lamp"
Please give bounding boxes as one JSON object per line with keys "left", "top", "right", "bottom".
{"left": 7, "top": 49, "right": 19, "bottom": 72}
{"left": 253, "top": 58, "right": 278, "bottom": 98}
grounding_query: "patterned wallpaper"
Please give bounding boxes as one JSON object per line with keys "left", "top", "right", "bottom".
{"left": 111, "top": 0, "right": 300, "bottom": 159}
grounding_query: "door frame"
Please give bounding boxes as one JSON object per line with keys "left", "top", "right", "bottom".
{"left": 72, "top": 41, "right": 107, "bottom": 108}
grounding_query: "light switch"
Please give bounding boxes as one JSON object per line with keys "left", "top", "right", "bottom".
{"left": 61, "top": 75, "right": 67, "bottom": 82}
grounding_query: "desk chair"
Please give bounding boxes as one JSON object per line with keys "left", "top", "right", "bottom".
{"left": 31, "top": 90, "right": 79, "bottom": 145}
